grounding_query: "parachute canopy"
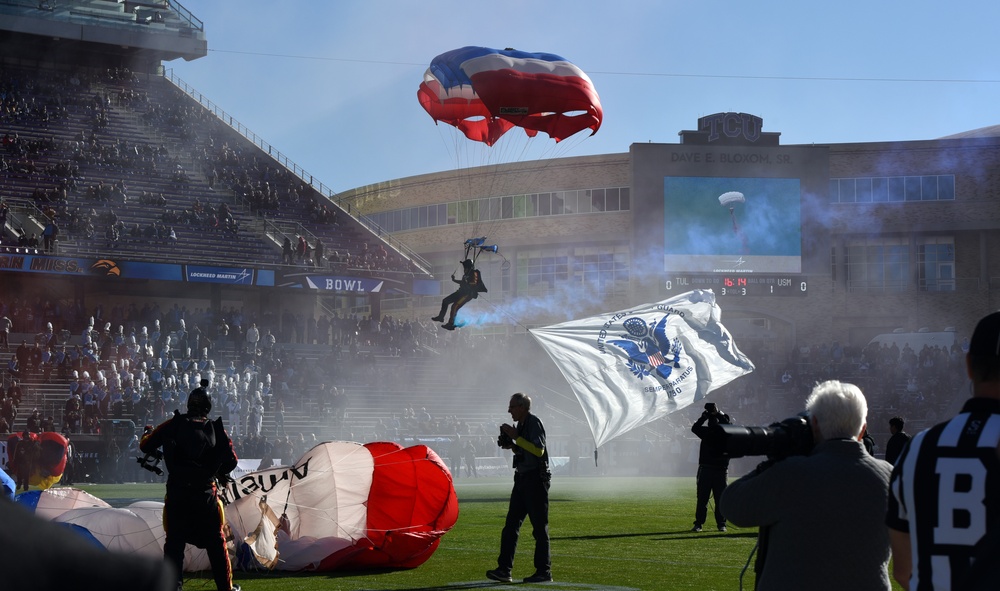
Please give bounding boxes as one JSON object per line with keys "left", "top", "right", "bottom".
{"left": 718, "top": 191, "right": 745, "bottom": 207}
{"left": 7, "top": 431, "right": 68, "bottom": 490}
{"left": 19, "top": 441, "right": 458, "bottom": 573}
{"left": 418, "top": 46, "right": 603, "bottom": 146}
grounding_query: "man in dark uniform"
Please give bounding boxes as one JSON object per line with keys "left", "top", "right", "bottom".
{"left": 487, "top": 392, "right": 552, "bottom": 584}
{"left": 883, "top": 416, "right": 910, "bottom": 465}
{"left": 432, "top": 259, "right": 487, "bottom": 330}
{"left": 140, "top": 379, "right": 241, "bottom": 591}
{"left": 691, "top": 402, "right": 732, "bottom": 532}
{"left": 887, "top": 312, "right": 1000, "bottom": 591}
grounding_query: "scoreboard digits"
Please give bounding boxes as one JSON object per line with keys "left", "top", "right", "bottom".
{"left": 664, "top": 275, "right": 808, "bottom": 297}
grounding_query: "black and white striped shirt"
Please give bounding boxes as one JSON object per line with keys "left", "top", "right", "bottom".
{"left": 886, "top": 397, "right": 1000, "bottom": 591}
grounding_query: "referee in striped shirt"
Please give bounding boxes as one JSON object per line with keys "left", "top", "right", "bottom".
{"left": 887, "top": 311, "right": 1000, "bottom": 590}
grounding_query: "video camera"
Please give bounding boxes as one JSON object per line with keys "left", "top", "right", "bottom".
{"left": 136, "top": 449, "right": 163, "bottom": 475}
{"left": 709, "top": 413, "right": 814, "bottom": 461}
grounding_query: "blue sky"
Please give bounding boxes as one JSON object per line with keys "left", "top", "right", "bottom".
{"left": 168, "top": 1, "right": 1000, "bottom": 195}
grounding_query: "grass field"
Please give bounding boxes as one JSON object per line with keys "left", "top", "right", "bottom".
{"left": 77, "top": 476, "right": 906, "bottom": 591}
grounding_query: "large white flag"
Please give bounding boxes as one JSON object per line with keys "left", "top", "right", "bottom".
{"left": 529, "top": 289, "right": 754, "bottom": 448}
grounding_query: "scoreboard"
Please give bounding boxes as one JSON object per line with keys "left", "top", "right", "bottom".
{"left": 665, "top": 274, "right": 808, "bottom": 297}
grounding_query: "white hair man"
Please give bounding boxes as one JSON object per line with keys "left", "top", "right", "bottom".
{"left": 720, "top": 380, "right": 893, "bottom": 591}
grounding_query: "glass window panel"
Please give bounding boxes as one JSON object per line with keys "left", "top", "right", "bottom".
{"left": 447, "top": 202, "right": 457, "bottom": 224}
{"left": 856, "top": 178, "right": 872, "bottom": 202}
{"left": 921, "top": 176, "right": 938, "bottom": 201}
{"left": 592, "top": 188, "right": 605, "bottom": 211}
{"left": 418, "top": 206, "right": 428, "bottom": 228}
{"left": 620, "top": 187, "right": 630, "bottom": 210}
{"left": 904, "top": 176, "right": 923, "bottom": 201}
{"left": 503, "top": 196, "right": 515, "bottom": 219}
{"left": 409, "top": 207, "right": 419, "bottom": 230}
{"left": 562, "top": 191, "right": 576, "bottom": 214}
{"left": 552, "top": 192, "right": 564, "bottom": 215}
{"left": 606, "top": 188, "right": 620, "bottom": 211}
{"left": 537, "top": 193, "right": 551, "bottom": 216}
{"left": 829, "top": 179, "right": 840, "bottom": 203}
{"left": 938, "top": 175, "right": 955, "bottom": 200}
{"left": 577, "top": 190, "right": 592, "bottom": 213}
{"left": 888, "top": 177, "right": 905, "bottom": 202}
{"left": 838, "top": 179, "right": 857, "bottom": 203}
{"left": 872, "top": 177, "right": 889, "bottom": 202}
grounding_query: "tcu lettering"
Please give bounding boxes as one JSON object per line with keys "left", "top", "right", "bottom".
{"left": 699, "top": 112, "right": 763, "bottom": 143}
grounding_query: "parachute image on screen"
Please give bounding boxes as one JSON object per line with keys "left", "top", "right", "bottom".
{"left": 662, "top": 176, "right": 802, "bottom": 274}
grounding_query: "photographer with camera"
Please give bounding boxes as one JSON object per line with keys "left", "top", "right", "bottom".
{"left": 139, "top": 379, "right": 241, "bottom": 591}
{"left": 691, "top": 401, "right": 732, "bottom": 532}
{"left": 486, "top": 392, "right": 552, "bottom": 584}
{"left": 887, "top": 311, "right": 1000, "bottom": 591}
{"left": 720, "top": 380, "right": 893, "bottom": 591}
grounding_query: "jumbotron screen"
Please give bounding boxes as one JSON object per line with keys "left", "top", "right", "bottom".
{"left": 630, "top": 142, "right": 829, "bottom": 277}
{"left": 662, "top": 176, "right": 801, "bottom": 273}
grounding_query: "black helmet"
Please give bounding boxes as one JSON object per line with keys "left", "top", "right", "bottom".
{"left": 187, "top": 388, "right": 212, "bottom": 416}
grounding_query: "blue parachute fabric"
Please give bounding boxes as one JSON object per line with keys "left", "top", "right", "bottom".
{"left": 59, "top": 522, "right": 107, "bottom": 550}
{"left": 15, "top": 489, "right": 41, "bottom": 510}
{"left": 0, "top": 466, "right": 14, "bottom": 500}
{"left": 429, "top": 46, "right": 570, "bottom": 90}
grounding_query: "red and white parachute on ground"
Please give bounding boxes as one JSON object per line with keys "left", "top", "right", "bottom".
{"left": 17, "top": 441, "right": 458, "bottom": 572}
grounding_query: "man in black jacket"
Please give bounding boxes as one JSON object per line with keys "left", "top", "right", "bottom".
{"left": 691, "top": 402, "right": 732, "bottom": 532}
{"left": 140, "top": 379, "right": 240, "bottom": 591}
{"left": 883, "top": 416, "right": 910, "bottom": 465}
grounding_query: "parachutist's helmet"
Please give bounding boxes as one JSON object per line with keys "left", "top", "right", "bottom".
{"left": 461, "top": 259, "right": 474, "bottom": 270}
{"left": 187, "top": 386, "right": 211, "bottom": 416}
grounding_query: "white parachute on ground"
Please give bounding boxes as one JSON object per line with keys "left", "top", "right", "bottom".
{"left": 16, "top": 441, "right": 459, "bottom": 572}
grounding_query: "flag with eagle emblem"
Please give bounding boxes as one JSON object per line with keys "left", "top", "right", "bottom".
{"left": 529, "top": 290, "right": 754, "bottom": 447}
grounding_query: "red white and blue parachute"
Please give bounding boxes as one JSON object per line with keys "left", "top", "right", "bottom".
{"left": 418, "top": 46, "right": 603, "bottom": 146}
{"left": 16, "top": 441, "right": 458, "bottom": 572}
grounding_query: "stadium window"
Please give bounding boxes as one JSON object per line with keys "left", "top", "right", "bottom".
{"left": 887, "top": 177, "right": 905, "bottom": 202}
{"left": 846, "top": 237, "right": 910, "bottom": 292}
{"left": 537, "top": 193, "right": 551, "bottom": 216}
{"left": 938, "top": 175, "right": 955, "bottom": 200}
{"left": 872, "top": 177, "right": 889, "bottom": 202}
{"left": 408, "top": 207, "right": 419, "bottom": 230}
{"left": 920, "top": 176, "right": 938, "bottom": 201}
{"left": 391, "top": 209, "right": 402, "bottom": 232}
{"left": 829, "top": 179, "right": 839, "bottom": 202}
{"left": 418, "top": 206, "right": 428, "bottom": 229}
{"left": 606, "top": 188, "right": 620, "bottom": 211}
{"left": 512, "top": 195, "right": 526, "bottom": 218}
{"left": 552, "top": 192, "right": 564, "bottom": 215}
{"left": 838, "top": 179, "right": 857, "bottom": 203}
{"left": 855, "top": 178, "right": 873, "bottom": 202}
{"left": 457, "top": 201, "right": 469, "bottom": 224}
{"left": 592, "top": 188, "right": 606, "bottom": 211}
{"left": 562, "top": 190, "right": 577, "bottom": 214}
{"left": 620, "top": 187, "right": 630, "bottom": 210}
{"left": 577, "top": 190, "right": 592, "bottom": 213}
{"left": 490, "top": 197, "right": 502, "bottom": 220}
{"left": 904, "top": 176, "right": 923, "bottom": 201}
{"left": 918, "top": 237, "right": 955, "bottom": 291}
{"left": 469, "top": 199, "right": 480, "bottom": 222}
{"left": 447, "top": 202, "right": 457, "bottom": 224}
